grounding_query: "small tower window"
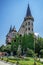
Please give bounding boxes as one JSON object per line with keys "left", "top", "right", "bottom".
{"left": 32, "top": 23, "right": 33, "bottom": 26}
{"left": 14, "top": 39, "right": 16, "bottom": 42}
{"left": 20, "top": 34, "right": 22, "bottom": 37}
{"left": 28, "top": 22, "right": 30, "bottom": 25}
{"left": 22, "top": 25, "right": 25, "bottom": 28}
{"left": 25, "top": 23, "right": 27, "bottom": 25}
{"left": 32, "top": 28, "right": 33, "bottom": 31}
{"left": 28, "top": 27, "right": 30, "bottom": 30}
{"left": 19, "top": 40, "right": 22, "bottom": 43}
{"left": 26, "top": 28, "right": 27, "bottom": 31}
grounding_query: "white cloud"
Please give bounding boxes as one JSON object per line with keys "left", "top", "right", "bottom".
{"left": 34, "top": 33, "right": 39, "bottom": 36}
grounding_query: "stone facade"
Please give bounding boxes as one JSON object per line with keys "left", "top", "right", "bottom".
{"left": 18, "top": 17, "right": 34, "bottom": 35}
{"left": 6, "top": 26, "right": 17, "bottom": 44}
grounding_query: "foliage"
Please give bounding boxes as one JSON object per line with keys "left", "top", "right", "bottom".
{"left": 0, "top": 45, "right": 5, "bottom": 52}
{"left": 0, "top": 57, "right": 43, "bottom": 65}
{"left": 26, "top": 48, "right": 34, "bottom": 57}
{"left": 0, "top": 34, "right": 43, "bottom": 57}
{"left": 40, "top": 49, "right": 43, "bottom": 58}
{"left": 21, "top": 34, "right": 34, "bottom": 55}
{"left": 5, "top": 45, "right": 11, "bottom": 52}
{"left": 35, "top": 36, "right": 43, "bottom": 56}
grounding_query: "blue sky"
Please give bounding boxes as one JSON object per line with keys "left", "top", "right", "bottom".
{"left": 0, "top": 0, "right": 43, "bottom": 46}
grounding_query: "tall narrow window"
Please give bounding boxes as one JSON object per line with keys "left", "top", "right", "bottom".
{"left": 32, "top": 28, "right": 33, "bottom": 31}
{"left": 14, "top": 39, "right": 16, "bottom": 42}
{"left": 32, "top": 23, "right": 33, "bottom": 26}
{"left": 28, "top": 27, "right": 30, "bottom": 30}
{"left": 25, "top": 23, "right": 27, "bottom": 25}
{"left": 26, "top": 28, "right": 27, "bottom": 31}
{"left": 22, "top": 25, "right": 25, "bottom": 28}
{"left": 28, "top": 22, "right": 30, "bottom": 25}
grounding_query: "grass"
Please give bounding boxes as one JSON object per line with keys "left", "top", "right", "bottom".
{"left": 0, "top": 56, "right": 43, "bottom": 65}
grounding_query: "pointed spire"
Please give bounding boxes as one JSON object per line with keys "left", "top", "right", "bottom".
{"left": 12, "top": 25, "right": 17, "bottom": 32}
{"left": 26, "top": 4, "right": 32, "bottom": 17}
{"left": 13, "top": 26, "right": 16, "bottom": 30}
{"left": 9, "top": 25, "right": 12, "bottom": 32}
{"left": 24, "top": 4, "right": 34, "bottom": 21}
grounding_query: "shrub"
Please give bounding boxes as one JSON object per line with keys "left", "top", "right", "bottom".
{"left": 40, "top": 49, "right": 43, "bottom": 58}
{"left": 26, "top": 49, "right": 34, "bottom": 57}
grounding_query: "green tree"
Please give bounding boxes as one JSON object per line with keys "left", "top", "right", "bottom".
{"left": 0, "top": 45, "right": 5, "bottom": 52}
{"left": 40, "top": 49, "right": 43, "bottom": 58}
{"left": 5, "top": 45, "right": 11, "bottom": 52}
{"left": 26, "top": 48, "right": 34, "bottom": 57}
{"left": 35, "top": 36, "right": 43, "bottom": 56}
{"left": 21, "top": 34, "right": 34, "bottom": 54}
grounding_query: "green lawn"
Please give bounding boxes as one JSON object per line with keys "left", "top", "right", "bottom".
{"left": 0, "top": 56, "right": 43, "bottom": 65}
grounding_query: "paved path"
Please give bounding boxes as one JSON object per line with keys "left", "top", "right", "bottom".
{"left": 0, "top": 61, "right": 16, "bottom": 65}
{"left": 40, "top": 58, "right": 43, "bottom": 62}
{"left": 37, "top": 58, "right": 43, "bottom": 62}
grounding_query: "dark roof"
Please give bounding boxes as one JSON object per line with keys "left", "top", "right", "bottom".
{"left": 26, "top": 4, "right": 32, "bottom": 17}
{"left": 9, "top": 25, "right": 12, "bottom": 32}
{"left": 12, "top": 26, "right": 17, "bottom": 32}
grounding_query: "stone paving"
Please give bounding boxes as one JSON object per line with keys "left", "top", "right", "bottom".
{"left": 40, "top": 58, "right": 43, "bottom": 62}
{"left": 0, "top": 61, "right": 16, "bottom": 65}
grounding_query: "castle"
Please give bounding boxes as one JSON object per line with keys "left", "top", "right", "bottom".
{"left": 6, "top": 4, "right": 34, "bottom": 44}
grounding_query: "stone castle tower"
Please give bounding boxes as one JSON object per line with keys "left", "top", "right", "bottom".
{"left": 18, "top": 4, "right": 34, "bottom": 35}
{"left": 6, "top": 25, "right": 17, "bottom": 44}
{"left": 6, "top": 4, "right": 34, "bottom": 44}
